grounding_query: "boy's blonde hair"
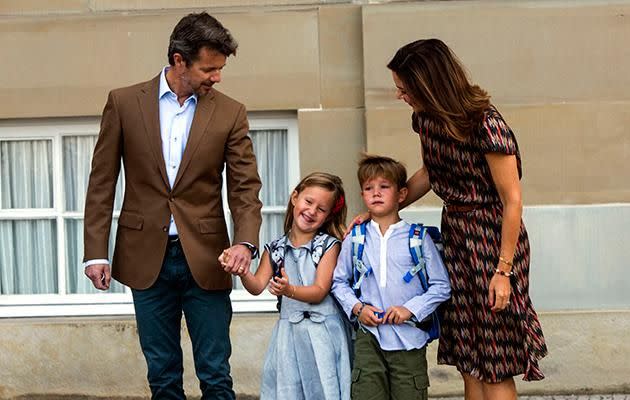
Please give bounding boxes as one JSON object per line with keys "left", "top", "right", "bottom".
{"left": 284, "top": 172, "right": 347, "bottom": 240}
{"left": 357, "top": 154, "right": 407, "bottom": 190}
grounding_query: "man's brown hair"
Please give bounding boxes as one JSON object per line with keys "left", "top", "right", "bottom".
{"left": 358, "top": 154, "right": 407, "bottom": 190}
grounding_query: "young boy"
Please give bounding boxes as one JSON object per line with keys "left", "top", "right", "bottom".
{"left": 332, "top": 154, "right": 451, "bottom": 400}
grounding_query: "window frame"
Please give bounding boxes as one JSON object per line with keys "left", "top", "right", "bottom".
{"left": 0, "top": 113, "right": 299, "bottom": 318}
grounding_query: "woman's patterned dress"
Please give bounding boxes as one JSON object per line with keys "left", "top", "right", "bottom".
{"left": 413, "top": 106, "right": 548, "bottom": 383}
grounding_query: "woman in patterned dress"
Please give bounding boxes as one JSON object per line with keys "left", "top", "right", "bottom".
{"left": 383, "top": 39, "right": 548, "bottom": 400}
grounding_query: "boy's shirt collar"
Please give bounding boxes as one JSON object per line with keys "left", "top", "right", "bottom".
{"left": 369, "top": 219, "right": 406, "bottom": 238}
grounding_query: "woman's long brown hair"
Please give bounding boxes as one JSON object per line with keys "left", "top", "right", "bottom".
{"left": 387, "top": 38, "right": 490, "bottom": 141}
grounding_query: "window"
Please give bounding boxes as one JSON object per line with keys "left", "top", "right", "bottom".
{"left": 0, "top": 113, "right": 298, "bottom": 317}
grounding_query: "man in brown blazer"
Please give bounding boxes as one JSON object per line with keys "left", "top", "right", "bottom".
{"left": 83, "top": 12, "right": 262, "bottom": 400}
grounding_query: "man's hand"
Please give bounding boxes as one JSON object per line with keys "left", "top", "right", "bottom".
{"left": 383, "top": 305, "right": 413, "bottom": 325}
{"left": 85, "top": 264, "right": 111, "bottom": 290}
{"left": 219, "top": 244, "right": 252, "bottom": 276}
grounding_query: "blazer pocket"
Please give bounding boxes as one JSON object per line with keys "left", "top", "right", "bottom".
{"left": 199, "top": 216, "right": 227, "bottom": 234}
{"left": 118, "top": 211, "right": 144, "bottom": 230}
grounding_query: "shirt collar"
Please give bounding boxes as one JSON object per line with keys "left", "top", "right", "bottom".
{"left": 369, "top": 219, "right": 407, "bottom": 237}
{"left": 158, "top": 66, "right": 198, "bottom": 104}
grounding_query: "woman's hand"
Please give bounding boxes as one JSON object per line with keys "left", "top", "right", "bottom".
{"left": 343, "top": 211, "right": 370, "bottom": 238}
{"left": 488, "top": 271, "right": 512, "bottom": 312}
{"left": 268, "top": 268, "right": 292, "bottom": 297}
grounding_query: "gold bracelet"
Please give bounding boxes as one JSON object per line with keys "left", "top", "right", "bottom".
{"left": 288, "top": 285, "right": 297, "bottom": 298}
{"left": 499, "top": 255, "right": 514, "bottom": 267}
{"left": 495, "top": 268, "right": 513, "bottom": 277}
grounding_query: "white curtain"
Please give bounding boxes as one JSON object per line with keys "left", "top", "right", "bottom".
{"left": 251, "top": 129, "right": 289, "bottom": 247}
{"left": 63, "top": 136, "right": 124, "bottom": 294}
{"left": 232, "top": 129, "right": 288, "bottom": 289}
{"left": 1, "top": 140, "right": 53, "bottom": 209}
{"left": 0, "top": 140, "right": 57, "bottom": 294}
{"left": 1, "top": 129, "right": 287, "bottom": 294}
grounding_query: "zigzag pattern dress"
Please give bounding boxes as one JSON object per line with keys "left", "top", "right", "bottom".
{"left": 412, "top": 106, "right": 548, "bottom": 383}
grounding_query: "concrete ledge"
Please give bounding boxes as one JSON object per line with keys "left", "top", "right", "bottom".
{"left": 1, "top": 310, "right": 629, "bottom": 398}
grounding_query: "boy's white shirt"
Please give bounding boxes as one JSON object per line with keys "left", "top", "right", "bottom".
{"left": 331, "top": 218, "right": 451, "bottom": 351}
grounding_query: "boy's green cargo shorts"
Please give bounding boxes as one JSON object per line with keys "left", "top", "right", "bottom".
{"left": 351, "top": 328, "right": 429, "bottom": 400}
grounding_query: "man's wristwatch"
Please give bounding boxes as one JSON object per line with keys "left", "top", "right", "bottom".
{"left": 240, "top": 242, "right": 259, "bottom": 259}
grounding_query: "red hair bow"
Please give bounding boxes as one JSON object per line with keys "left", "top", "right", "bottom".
{"left": 332, "top": 195, "right": 345, "bottom": 214}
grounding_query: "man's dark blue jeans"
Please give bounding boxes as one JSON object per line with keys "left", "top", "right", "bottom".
{"left": 132, "top": 239, "right": 235, "bottom": 400}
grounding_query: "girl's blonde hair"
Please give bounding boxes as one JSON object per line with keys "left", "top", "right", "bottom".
{"left": 283, "top": 172, "right": 347, "bottom": 240}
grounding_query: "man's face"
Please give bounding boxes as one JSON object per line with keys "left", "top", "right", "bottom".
{"left": 174, "top": 47, "right": 227, "bottom": 97}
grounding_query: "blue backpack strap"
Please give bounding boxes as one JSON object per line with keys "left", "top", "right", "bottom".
{"left": 404, "top": 224, "right": 429, "bottom": 290}
{"left": 405, "top": 223, "right": 442, "bottom": 342}
{"left": 425, "top": 226, "right": 443, "bottom": 257}
{"left": 351, "top": 222, "right": 371, "bottom": 292}
{"left": 266, "top": 236, "right": 288, "bottom": 278}
{"left": 265, "top": 236, "right": 289, "bottom": 311}
{"left": 310, "top": 231, "right": 330, "bottom": 267}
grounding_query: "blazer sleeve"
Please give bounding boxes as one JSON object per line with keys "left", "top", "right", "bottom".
{"left": 83, "top": 91, "right": 123, "bottom": 262}
{"left": 224, "top": 104, "right": 263, "bottom": 248}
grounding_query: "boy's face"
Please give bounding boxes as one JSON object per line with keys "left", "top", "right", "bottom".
{"left": 360, "top": 176, "right": 408, "bottom": 218}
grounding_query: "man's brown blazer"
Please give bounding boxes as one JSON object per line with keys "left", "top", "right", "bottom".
{"left": 83, "top": 75, "right": 262, "bottom": 290}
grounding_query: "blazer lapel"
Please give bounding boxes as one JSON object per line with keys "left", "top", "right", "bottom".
{"left": 137, "top": 75, "right": 170, "bottom": 189}
{"left": 172, "top": 89, "right": 216, "bottom": 190}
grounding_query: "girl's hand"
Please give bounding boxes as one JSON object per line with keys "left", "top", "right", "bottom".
{"left": 488, "top": 270, "right": 512, "bottom": 312}
{"left": 268, "top": 268, "right": 292, "bottom": 297}
{"left": 353, "top": 303, "right": 383, "bottom": 327}
{"left": 383, "top": 305, "right": 413, "bottom": 325}
{"left": 343, "top": 211, "right": 371, "bottom": 238}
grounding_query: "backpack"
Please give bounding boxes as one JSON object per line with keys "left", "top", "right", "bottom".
{"left": 350, "top": 222, "right": 443, "bottom": 342}
{"left": 266, "top": 231, "right": 331, "bottom": 311}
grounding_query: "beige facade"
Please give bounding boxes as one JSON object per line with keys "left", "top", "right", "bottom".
{"left": 1, "top": 0, "right": 629, "bottom": 398}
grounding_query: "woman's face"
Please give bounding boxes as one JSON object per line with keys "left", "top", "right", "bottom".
{"left": 392, "top": 71, "right": 421, "bottom": 112}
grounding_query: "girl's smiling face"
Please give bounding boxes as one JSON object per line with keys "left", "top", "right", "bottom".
{"left": 290, "top": 186, "right": 335, "bottom": 234}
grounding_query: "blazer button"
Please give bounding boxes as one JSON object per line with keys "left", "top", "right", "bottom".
{"left": 162, "top": 226, "right": 168, "bottom": 232}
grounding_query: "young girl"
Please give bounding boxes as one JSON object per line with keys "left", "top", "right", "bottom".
{"left": 222, "top": 172, "right": 351, "bottom": 400}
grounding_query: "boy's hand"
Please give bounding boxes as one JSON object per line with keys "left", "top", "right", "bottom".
{"left": 353, "top": 303, "right": 383, "bottom": 327}
{"left": 268, "top": 268, "right": 291, "bottom": 296}
{"left": 383, "top": 306, "right": 413, "bottom": 325}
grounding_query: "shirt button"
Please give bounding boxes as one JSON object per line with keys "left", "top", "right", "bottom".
{"left": 162, "top": 226, "right": 168, "bottom": 232}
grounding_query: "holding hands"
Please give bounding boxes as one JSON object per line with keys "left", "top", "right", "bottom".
{"left": 218, "top": 244, "right": 253, "bottom": 276}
